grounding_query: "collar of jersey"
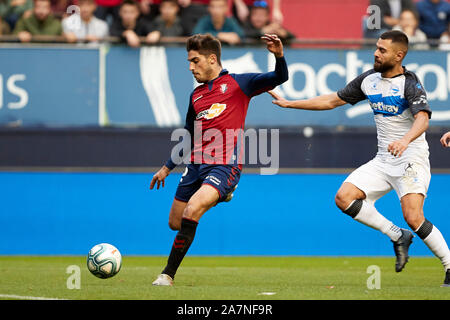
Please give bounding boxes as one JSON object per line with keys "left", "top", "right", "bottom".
{"left": 381, "top": 66, "right": 406, "bottom": 80}
{"left": 207, "top": 69, "right": 229, "bottom": 91}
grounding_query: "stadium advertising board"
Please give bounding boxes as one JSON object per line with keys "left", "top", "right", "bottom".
{"left": 1, "top": 46, "right": 450, "bottom": 127}
{"left": 0, "top": 47, "right": 99, "bottom": 126}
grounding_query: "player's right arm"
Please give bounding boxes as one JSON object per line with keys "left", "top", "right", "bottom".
{"left": 150, "top": 165, "right": 171, "bottom": 190}
{"left": 150, "top": 93, "right": 196, "bottom": 190}
{"left": 268, "top": 91, "right": 347, "bottom": 110}
{"left": 269, "top": 69, "right": 372, "bottom": 111}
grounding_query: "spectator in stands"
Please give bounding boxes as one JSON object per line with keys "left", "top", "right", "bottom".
{"left": 110, "top": 0, "right": 153, "bottom": 47}
{"left": 63, "top": 0, "right": 109, "bottom": 42}
{"left": 0, "top": 15, "right": 11, "bottom": 34}
{"left": 94, "top": 0, "right": 122, "bottom": 25}
{"left": 393, "top": 9, "right": 429, "bottom": 50}
{"left": 192, "top": 0, "right": 243, "bottom": 44}
{"left": 364, "top": 0, "right": 417, "bottom": 39}
{"left": 438, "top": 25, "right": 450, "bottom": 50}
{"left": 0, "top": 0, "right": 33, "bottom": 29}
{"left": 138, "top": 0, "right": 162, "bottom": 23}
{"left": 146, "top": 0, "right": 183, "bottom": 43}
{"left": 231, "top": 0, "right": 283, "bottom": 25}
{"left": 417, "top": 0, "right": 450, "bottom": 41}
{"left": 51, "top": 0, "right": 75, "bottom": 19}
{"left": 13, "top": 0, "right": 63, "bottom": 42}
{"left": 242, "top": 0, "right": 293, "bottom": 43}
{"left": 178, "top": 0, "right": 209, "bottom": 36}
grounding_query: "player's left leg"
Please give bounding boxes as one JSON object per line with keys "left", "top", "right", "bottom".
{"left": 153, "top": 184, "right": 220, "bottom": 286}
{"left": 153, "top": 165, "right": 240, "bottom": 286}
{"left": 338, "top": 159, "right": 413, "bottom": 272}
{"left": 337, "top": 161, "right": 406, "bottom": 243}
{"left": 168, "top": 199, "right": 188, "bottom": 231}
{"left": 401, "top": 193, "right": 450, "bottom": 286}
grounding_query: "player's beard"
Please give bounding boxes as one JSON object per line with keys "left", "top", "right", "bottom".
{"left": 195, "top": 66, "right": 215, "bottom": 84}
{"left": 373, "top": 59, "right": 395, "bottom": 73}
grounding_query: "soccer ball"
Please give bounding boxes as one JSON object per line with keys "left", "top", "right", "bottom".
{"left": 87, "top": 243, "right": 122, "bottom": 279}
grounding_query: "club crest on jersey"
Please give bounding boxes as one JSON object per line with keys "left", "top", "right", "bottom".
{"left": 220, "top": 84, "right": 228, "bottom": 93}
{"left": 196, "top": 103, "right": 227, "bottom": 120}
{"left": 391, "top": 85, "right": 399, "bottom": 95}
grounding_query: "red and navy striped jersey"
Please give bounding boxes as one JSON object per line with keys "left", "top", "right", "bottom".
{"left": 166, "top": 56, "right": 288, "bottom": 169}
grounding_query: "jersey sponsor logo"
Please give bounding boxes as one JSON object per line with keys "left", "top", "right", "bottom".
{"left": 196, "top": 103, "right": 227, "bottom": 120}
{"left": 369, "top": 101, "right": 400, "bottom": 114}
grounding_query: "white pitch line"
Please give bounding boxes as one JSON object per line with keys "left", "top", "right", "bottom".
{"left": 0, "top": 294, "right": 67, "bottom": 300}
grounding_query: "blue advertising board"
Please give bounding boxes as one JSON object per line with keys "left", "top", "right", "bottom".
{"left": 1, "top": 45, "right": 450, "bottom": 127}
{"left": 108, "top": 46, "right": 450, "bottom": 127}
{"left": 0, "top": 47, "right": 99, "bottom": 126}
{"left": 0, "top": 171, "right": 448, "bottom": 255}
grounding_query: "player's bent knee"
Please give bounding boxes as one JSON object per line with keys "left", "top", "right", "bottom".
{"left": 403, "top": 210, "right": 425, "bottom": 230}
{"left": 182, "top": 202, "right": 202, "bottom": 221}
{"left": 335, "top": 191, "right": 353, "bottom": 212}
{"left": 168, "top": 220, "right": 181, "bottom": 231}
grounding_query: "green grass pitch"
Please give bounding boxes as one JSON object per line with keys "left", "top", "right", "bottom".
{"left": 0, "top": 256, "right": 449, "bottom": 300}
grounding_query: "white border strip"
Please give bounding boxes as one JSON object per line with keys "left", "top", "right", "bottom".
{"left": 98, "top": 44, "right": 107, "bottom": 126}
{"left": 0, "top": 294, "right": 67, "bottom": 300}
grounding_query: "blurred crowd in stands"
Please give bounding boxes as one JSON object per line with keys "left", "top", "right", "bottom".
{"left": 0, "top": 0, "right": 295, "bottom": 45}
{"left": 364, "top": 0, "right": 450, "bottom": 50}
{"left": 0, "top": 0, "right": 449, "bottom": 49}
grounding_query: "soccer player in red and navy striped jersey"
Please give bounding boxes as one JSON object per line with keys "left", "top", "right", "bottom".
{"left": 150, "top": 33, "right": 288, "bottom": 286}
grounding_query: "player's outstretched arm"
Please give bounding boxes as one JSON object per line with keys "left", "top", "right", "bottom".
{"left": 268, "top": 91, "right": 347, "bottom": 110}
{"left": 261, "top": 33, "right": 284, "bottom": 58}
{"left": 234, "top": 34, "right": 288, "bottom": 97}
{"left": 387, "top": 111, "right": 429, "bottom": 157}
{"left": 150, "top": 165, "right": 171, "bottom": 190}
{"left": 440, "top": 131, "right": 450, "bottom": 148}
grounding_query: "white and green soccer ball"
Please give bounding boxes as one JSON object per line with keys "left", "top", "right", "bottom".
{"left": 87, "top": 243, "right": 122, "bottom": 279}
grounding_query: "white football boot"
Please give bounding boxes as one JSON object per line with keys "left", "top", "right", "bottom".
{"left": 152, "top": 274, "right": 173, "bottom": 286}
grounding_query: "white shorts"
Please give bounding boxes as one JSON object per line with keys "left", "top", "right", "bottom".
{"left": 344, "top": 157, "right": 431, "bottom": 204}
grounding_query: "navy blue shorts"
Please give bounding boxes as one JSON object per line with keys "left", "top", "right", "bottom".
{"left": 175, "top": 164, "right": 241, "bottom": 203}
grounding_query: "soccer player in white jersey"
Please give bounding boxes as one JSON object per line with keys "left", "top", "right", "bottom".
{"left": 269, "top": 30, "right": 450, "bottom": 287}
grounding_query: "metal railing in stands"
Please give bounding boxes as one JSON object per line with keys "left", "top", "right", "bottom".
{"left": 0, "top": 35, "right": 444, "bottom": 48}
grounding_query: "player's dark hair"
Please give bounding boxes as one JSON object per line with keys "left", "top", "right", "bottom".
{"left": 186, "top": 34, "right": 222, "bottom": 66}
{"left": 380, "top": 30, "right": 409, "bottom": 55}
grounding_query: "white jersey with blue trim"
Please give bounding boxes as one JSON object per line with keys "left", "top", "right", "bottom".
{"left": 337, "top": 67, "right": 432, "bottom": 170}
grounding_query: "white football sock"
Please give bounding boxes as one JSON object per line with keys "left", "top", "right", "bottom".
{"left": 350, "top": 200, "right": 403, "bottom": 242}
{"left": 416, "top": 223, "right": 450, "bottom": 271}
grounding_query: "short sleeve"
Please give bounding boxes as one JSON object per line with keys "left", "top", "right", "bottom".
{"left": 336, "top": 70, "right": 374, "bottom": 105}
{"left": 404, "top": 72, "right": 432, "bottom": 119}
